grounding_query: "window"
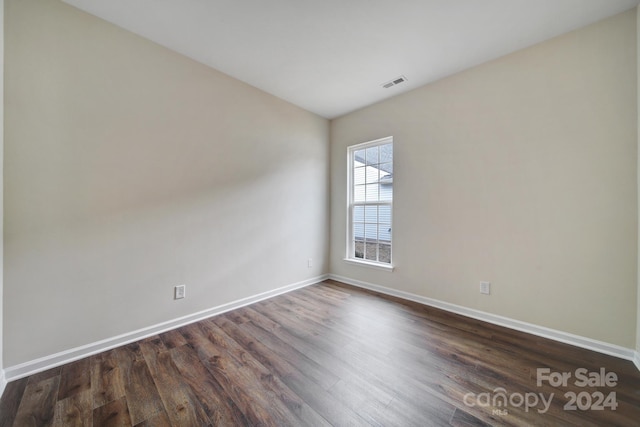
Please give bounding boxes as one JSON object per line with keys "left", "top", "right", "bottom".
{"left": 347, "top": 137, "right": 393, "bottom": 267}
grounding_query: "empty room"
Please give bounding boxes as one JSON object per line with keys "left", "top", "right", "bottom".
{"left": 1, "top": 0, "right": 640, "bottom": 425}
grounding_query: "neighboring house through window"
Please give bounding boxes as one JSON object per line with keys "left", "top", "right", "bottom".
{"left": 347, "top": 136, "right": 393, "bottom": 267}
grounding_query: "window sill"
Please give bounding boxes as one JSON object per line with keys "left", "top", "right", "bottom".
{"left": 343, "top": 258, "right": 395, "bottom": 272}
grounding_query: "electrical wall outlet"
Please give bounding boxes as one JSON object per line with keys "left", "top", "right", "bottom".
{"left": 175, "top": 284, "right": 186, "bottom": 299}
{"left": 480, "top": 281, "right": 491, "bottom": 295}
{"left": 308, "top": 258, "right": 313, "bottom": 268}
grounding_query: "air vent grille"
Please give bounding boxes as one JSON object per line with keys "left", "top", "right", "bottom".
{"left": 382, "top": 75, "right": 407, "bottom": 89}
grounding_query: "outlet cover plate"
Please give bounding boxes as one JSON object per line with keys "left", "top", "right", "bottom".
{"left": 175, "top": 284, "right": 186, "bottom": 299}
{"left": 480, "top": 281, "right": 491, "bottom": 295}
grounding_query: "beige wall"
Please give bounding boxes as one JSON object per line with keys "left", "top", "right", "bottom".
{"left": 0, "top": 0, "right": 4, "bottom": 381}
{"left": 637, "top": 5, "right": 640, "bottom": 358}
{"left": 331, "top": 10, "right": 638, "bottom": 348}
{"left": 4, "top": 0, "right": 329, "bottom": 366}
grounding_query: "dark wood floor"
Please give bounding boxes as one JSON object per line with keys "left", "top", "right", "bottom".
{"left": 1, "top": 280, "right": 639, "bottom": 426}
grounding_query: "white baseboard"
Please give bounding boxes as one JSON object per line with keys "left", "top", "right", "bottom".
{"left": 4, "top": 274, "right": 328, "bottom": 382}
{"left": 329, "top": 274, "right": 637, "bottom": 364}
{"left": 0, "top": 370, "right": 6, "bottom": 398}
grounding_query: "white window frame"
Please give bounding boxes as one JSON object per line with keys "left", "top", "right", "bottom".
{"left": 345, "top": 136, "right": 394, "bottom": 271}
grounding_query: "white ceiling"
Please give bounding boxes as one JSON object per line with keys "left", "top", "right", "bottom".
{"left": 62, "top": 0, "right": 639, "bottom": 119}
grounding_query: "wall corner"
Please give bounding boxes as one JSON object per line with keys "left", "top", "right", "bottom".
{"left": 636, "top": 5, "right": 640, "bottom": 362}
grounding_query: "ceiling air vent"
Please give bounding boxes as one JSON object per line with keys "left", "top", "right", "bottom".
{"left": 382, "top": 75, "right": 407, "bottom": 89}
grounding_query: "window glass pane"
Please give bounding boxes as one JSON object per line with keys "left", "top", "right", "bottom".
{"left": 364, "top": 223, "right": 377, "bottom": 241}
{"left": 354, "top": 185, "right": 366, "bottom": 202}
{"left": 354, "top": 149, "right": 366, "bottom": 165}
{"left": 365, "top": 166, "right": 379, "bottom": 184}
{"left": 379, "top": 244, "right": 391, "bottom": 263}
{"left": 366, "top": 146, "right": 379, "bottom": 165}
{"left": 354, "top": 167, "right": 366, "bottom": 185}
{"left": 364, "top": 206, "right": 377, "bottom": 223}
{"left": 353, "top": 206, "right": 364, "bottom": 222}
{"left": 365, "top": 243, "right": 377, "bottom": 261}
{"left": 354, "top": 223, "right": 364, "bottom": 240}
{"left": 380, "top": 143, "right": 393, "bottom": 163}
{"left": 378, "top": 224, "right": 391, "bottom": 242}
{"left": 354, "top": 241, "right": 364, "bottom": 258}
{"left": 379, "top": 162, "right": 393, "bottom": 176}
{"left": 365, "top": 184, "right": 379, "bottom": 202}
{"left": 379, "top": 205, "right": 391, "bottom": 225}
{"left": 379, "top": 184, "right": 392, "bottom": 202}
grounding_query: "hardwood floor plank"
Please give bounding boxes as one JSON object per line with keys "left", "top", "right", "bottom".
{"left": 57, "top": 358, "right": 91, "bottom": 401}
{"left": 25, "top": 367, "right": 62, "bottom": 387}
{"left": 91, "top": 349, "right": 126, "bottom": 409}
{"left": 140, "top": 339, "right": 212, "bottom": 427}
{"left": 259, "top": 317, "right": 402, "bottom": 413}
{"left": 0, "top": 377, "right": 28, "bottom": 427}
{"left": 159, "top": 329, "right": 188, "bottom": 350}
{"left": 13, "top": 376, "right": 60, "bottom": 427}
{"left": 213, "top": 315, "right": 333, "bottom": 427}
{"left": 115, "top": 343, "right": 165, "bottom": 425}
{"left": 53, "top": 390, "right": 92, "bottom": 427}
{"left": 239, "top": 304, "right": 398, "bottom": 407}
{"left": 170, "top": 343, "right": 250, "bottom": 425}
{"left": 262, "top": 296, "right": 407, "bottom": 367}
{"left": 132, "top": 410, "right": 172, "bottom": 427}
{"left": 221, "top": 315, "right": 370, "bottom": 426}
{"left": 179, "top": 322, "right": 285, "bottom": 425}
{"left": 449, "top": 408, "right": 493, "bottom": 427}
{"left": 256, "top": 298, "right": 415, "bottom": 382}
{"left": 189, "top": 321, "right": 304, "bottom": 426}
{"left": 225, "top": 309, "right": 252, "bottom": 325}
{"left": 238, "top": 308, "right": 342, "bottom": 390}
{"left": 92, "top": 397, "right": 132, "bottom": 427}
{"left": 138, "top": 336, "right": 167, "bottom": 360}
{"left": 386, "top": 394, "right": 456, "bottom": 427}
{"left": 327, "top": 377, "right": 426, "bottom": 427}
